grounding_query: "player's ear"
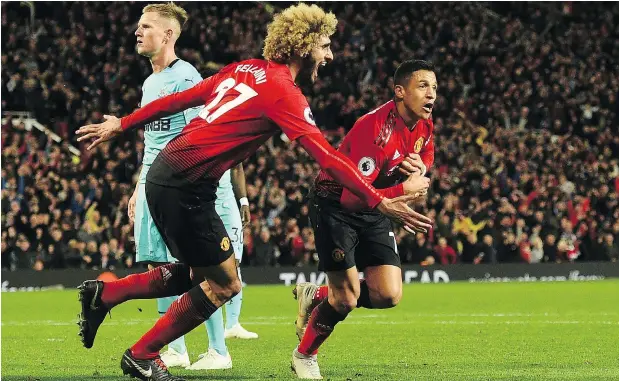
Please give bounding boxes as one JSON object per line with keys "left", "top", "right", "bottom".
{"left": 394, "top": 84, "right": 405, "bottom": 100}
{"left": 164, "top": 29, "right": 173, "bottom": 44}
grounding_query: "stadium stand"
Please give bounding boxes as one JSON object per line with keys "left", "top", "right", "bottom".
{"left": 2, "top": 2, "right": 618, "bottom": 271}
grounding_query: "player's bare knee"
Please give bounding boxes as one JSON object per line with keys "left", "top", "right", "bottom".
{"left": 374, "top": 290, "right": 401, "bottom": 309}
{"left": 331, "top": 293, "right": 358, "bottom": 314}
{"left": 384, "top": 293, "right": 402, "bottom": 308}
{"left": 227, "top": 277, "right": 243, "bottom": 297}
{"left": 214, "top": 280, "right": 241, "bottom": 301}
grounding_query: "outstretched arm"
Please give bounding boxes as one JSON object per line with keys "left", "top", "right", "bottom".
{"left": 266, "top": 93, "right": 433, "bottom": 232}
{"left": 120, "top": 76, "right": 215, "bottom": 131}
{"left": 340, "top": 175, "right": 429, "bottom": 211}
{"left": 76, "top": 77, "right": 216, "bottom": 150}
{"left": 299, "top": 133, "right": 432, "bottom": 232}
{"left": 297, "top": 133, "right": 384, "bottom": 209}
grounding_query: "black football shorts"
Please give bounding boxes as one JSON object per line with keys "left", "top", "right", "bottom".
{"left": 309, "top": 194, "right": 401, "bottom": 272}
{"left": 145, "top": 160, "right": 234, "bottom": 267}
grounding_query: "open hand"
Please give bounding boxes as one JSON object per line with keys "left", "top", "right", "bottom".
{"left": 377, "top": 193, "right": 433, "bottom": 234}
{"left": 76, "top": 115, "right": 122, "bottom": 150}
{"left": 241, "top": 205, "right": 251, "bottom": 228}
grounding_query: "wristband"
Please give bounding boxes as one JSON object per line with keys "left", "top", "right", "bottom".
{"left": 239, "top": 197, "right": 249, "bottom": 207}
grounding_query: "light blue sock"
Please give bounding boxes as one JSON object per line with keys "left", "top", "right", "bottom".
{"left": 205, "top": 308, "right": 228, "bottom": 356}
{"left": 157, "top": 296, "right": 187, "bottom": 354}
{"left": 225, "top": 269, "right": 243, "bottom": 330}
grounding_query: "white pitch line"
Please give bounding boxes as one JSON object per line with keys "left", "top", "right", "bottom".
{"left": 4, "top": 312, "right": 614, "bottom": 326}
{"left": 253, "top": 312, "right": 619, "bottom": 319}
{"left": 2, "top": 319, "right": 618, "bottom": 327}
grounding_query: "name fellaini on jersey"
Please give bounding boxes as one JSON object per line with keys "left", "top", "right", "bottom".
{"left": 234, "top": 63, "right": 267, "bottom": 84}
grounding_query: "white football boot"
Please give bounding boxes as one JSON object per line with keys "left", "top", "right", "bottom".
{"left": 291, "top": 348, "right": 322, "bottom": 379}
{"left": 159, "top": 347, "right": 190, "bottom": 368}
{"left": 293, "top": 282, "right": 319, "bottom": 341}
{"left": 224, "top": 323, "right": 259, "bottom": 339}
{"left": 186, "top": 348, "right": 232, "bottom": 370}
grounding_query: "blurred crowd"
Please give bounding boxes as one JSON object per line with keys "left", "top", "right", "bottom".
{"left": 2, "top": 2, "right": 618, "bottom": 271}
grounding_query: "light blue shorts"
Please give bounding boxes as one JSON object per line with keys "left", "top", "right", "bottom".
{"left": 134, "top": 183, "right": 176, "bottom": 263}
{"left": 215, "top": 196, "right": 244, "bottom": 262}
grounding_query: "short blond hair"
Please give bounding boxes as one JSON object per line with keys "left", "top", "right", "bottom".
{"left": 263, "top": 3, "right": 337, "bottom": 63}
{"left": 143, "top": 2, "right": 189, "bottom": 36}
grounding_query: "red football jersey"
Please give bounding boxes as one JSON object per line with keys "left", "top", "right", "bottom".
{"left": 315, "top": 100, "right": 435, "bottom": 209}
{"left": 121, "top": 59, "right": 322, "bottom": 186}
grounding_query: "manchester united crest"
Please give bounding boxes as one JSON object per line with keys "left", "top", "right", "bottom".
{"left": 220, "top": 237, "right": 231, "bottom": 251}
{"left": 414, "top": 137, "right": 425, "bottom": 153}
{"left": 332, "top": 248, "right": 346, "bottom": 262}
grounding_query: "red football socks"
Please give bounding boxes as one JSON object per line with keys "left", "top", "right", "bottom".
{"left": 313, "top": 280, "right": 372, "bottom": 308}
{"left": 131, "top": 286, "right": 219, "bottom": 359}
{"left": 313, "top": 285, "right": 328, "bottom": 302}
{"left": 298, "top": 299, "right": 347, "bottom": 356}
{"left": 101, "top": 263, "right": 192, "bottom": 308}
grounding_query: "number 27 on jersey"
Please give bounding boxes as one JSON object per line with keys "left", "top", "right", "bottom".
{"left": 198, "top": 78, "right": 258, "bottom": 123}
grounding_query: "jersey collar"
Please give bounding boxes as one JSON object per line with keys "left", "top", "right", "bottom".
{"left": 167, "top": 58, "right": 180, "bottom": 68}
{"left": 268, "top": 60, "right": 298, "bottom": 87}
{"left": 390, "top": 99, "right": 419, "bottom": 132}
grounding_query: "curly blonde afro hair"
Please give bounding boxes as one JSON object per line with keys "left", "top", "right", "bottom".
{"left": 263, "top": 3, "right": 337, "bottom": 63}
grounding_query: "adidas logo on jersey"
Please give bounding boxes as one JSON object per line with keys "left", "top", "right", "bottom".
{"left": 161, "top": 267, "right": 172, "bottom": 285}
{"left": 393, "top": 150, "right": 401, "bottom": 160}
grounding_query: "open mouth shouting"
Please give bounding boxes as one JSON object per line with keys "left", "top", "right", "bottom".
{"left": 422, "top": 102, "right": 434, "bottom": 113}
{"left": 314, "top": 61, "right": 327, "bottom": 77}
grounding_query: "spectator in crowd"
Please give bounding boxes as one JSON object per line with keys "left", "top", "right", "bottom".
{"left": 1, "top": 238, "right": 14, "bottom": 270}
{"left": 404, "top": 233, "right": 435, "bottom": 265}
{"left": 252, "top": 227, "right": 277, "bottom": 267}
{"left": 435, "top": 237, "right": 457, "bottom": 265}
{"left": 543, "top": 234, "right": 558, "bottom": 263}
{"left": 529, "top": 235, "right": 544, "bottom": 264}
{"left": 600, "top": 233, "right": 619, "bottom": 262}
{"left": 478, "top": 234, "right": 498, "bottom": 264}
{"left": 98, "top": 242, "right": 118, "bottom": 270}
{"left": 498, "top": 231, "right": 520, "bottom": 263}
{"left": 82, "top": 241, "right": 99, "bottom": 269}
{"left": 13, "top": 234, "right": 36, "bottom": 270}
{"left": 46, "top": 227, "right": 68, "bottom": 269}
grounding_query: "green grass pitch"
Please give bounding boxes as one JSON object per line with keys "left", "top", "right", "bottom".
{"left": 2, "top": 280, "right": 619, "bottom": 380}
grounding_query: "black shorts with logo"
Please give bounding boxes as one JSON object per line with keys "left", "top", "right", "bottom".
{"left": 309, "top": 194, "right": 401, "bottom": 272}
{"left": 145, "top": 158, "right": 234, "bottom": 267}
